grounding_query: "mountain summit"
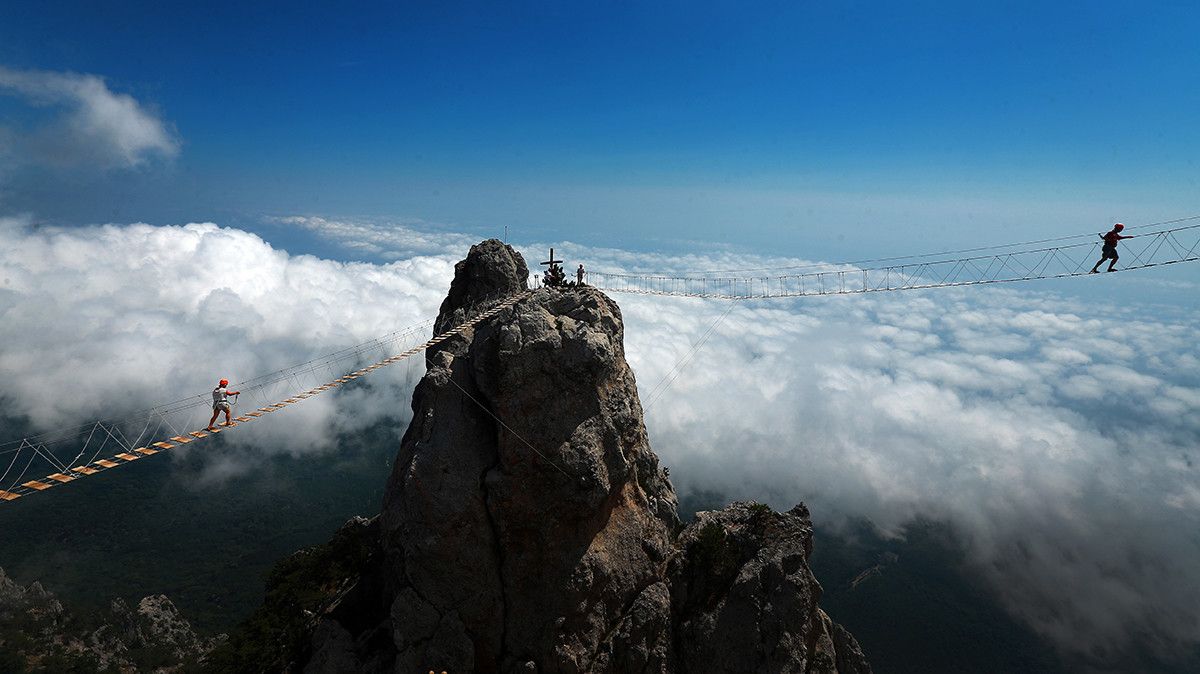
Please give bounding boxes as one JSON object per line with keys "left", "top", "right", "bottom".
{"left": 246, "top": 239, "right": 870, "bottom": 673}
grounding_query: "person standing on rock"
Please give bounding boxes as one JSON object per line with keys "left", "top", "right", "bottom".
{"left": 577, "top": 263, "right": 586, "bottom": 285}
{"left": 207, "top": 379, "right": 240, "bottom": 430}
{"left": 1090, "top": 223, "right": 1134, "bottom": 273}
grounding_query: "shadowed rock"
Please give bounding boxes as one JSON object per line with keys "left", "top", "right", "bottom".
{"left": 0, "top": 567, "right": 221, "bottom": 671}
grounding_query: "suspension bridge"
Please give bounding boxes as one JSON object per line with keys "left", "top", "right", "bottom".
{"left": 2, "top": 216, "right": 1199, "bottom": 504}
{"left": 584, "top": 218, "right": 1200, "bottom": 299}
{"left": 0, "top": 291, "right": 527, "bottom": 504}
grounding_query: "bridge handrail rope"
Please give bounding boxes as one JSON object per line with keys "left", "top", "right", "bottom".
{"left": 585, "top": 220, "right": 1200, "bottom": 299}
{"left": 592, "top": 214, "right": 1200, "bottom": 277}
{"left": 595, "top": 222, "right": 1200, "bottom": 281}
{"left": 6, "top": 217, "right": 1199, "bottom": 503}
{"left": 0, "top": 312, "right": 477, "bottom": 452}
{"left": 0, "top": 286, "right": 525, "bottom": 454}
{"left": 0, "top": 289, "right": 531, "bottom": 503}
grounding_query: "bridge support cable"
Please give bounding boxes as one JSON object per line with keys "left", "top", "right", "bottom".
{"left": 586, "top": 222, "right": 1200, "bottom": 300}
{"left": 0, "top": 307, "right": 469, "bottom": 467}
{"left": 0, "top": 439, "right": 31, "bottom": 487}
{"left": 642, "top": 300, "right": 740, "bottom": 413}
{"left": 0, "top": 290, "right": 530, "bottom": 504}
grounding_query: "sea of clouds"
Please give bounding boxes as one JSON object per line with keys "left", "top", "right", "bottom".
{"left": 0, "top": 216, "right": 455, "bottom": 468}
{"left": 3, "top": 60, "right": 1198, "bottom": 666}
{"left": 2, "top": 215, "right": 1197, "bottom": 662}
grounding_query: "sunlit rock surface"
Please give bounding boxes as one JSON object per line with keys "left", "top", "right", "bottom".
{"left": 293, "top": 239, "right": 870, "bottom": 673}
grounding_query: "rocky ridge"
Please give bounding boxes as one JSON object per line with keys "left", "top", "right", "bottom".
{"left": 0, "top": 567, "right": 222, "bottom": 672}
{"left": 248, "top": 239, "right": 870, "bottom": 673}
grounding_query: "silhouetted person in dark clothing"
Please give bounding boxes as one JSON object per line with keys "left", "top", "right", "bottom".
{"left": 544, "top": 264, "right": 566, "bottom": 287}
{"left": 1090, "top": 223, "right": 1133, "bottom": 273}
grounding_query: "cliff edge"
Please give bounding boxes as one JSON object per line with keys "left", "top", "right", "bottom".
{"left": 230, "top": 239, "right": 870, "bottom": 673}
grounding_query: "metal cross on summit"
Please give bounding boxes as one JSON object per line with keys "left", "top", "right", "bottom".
{"left": 541, "top": 247, "right": 563, "bottom": 268}
{"left": 541, "top": 247, "right": 567, "bottom": 287}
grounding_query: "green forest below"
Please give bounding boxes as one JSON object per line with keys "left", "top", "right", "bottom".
{"left": 4, "top": 415, "right": 1196, "bottom": 672}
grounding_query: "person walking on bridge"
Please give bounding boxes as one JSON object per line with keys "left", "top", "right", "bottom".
{"left": 1090, "top": 223, "right": 1133, "bottom": 273}
{"left": 207, "top": 378, "right": 240, "bottom": 430}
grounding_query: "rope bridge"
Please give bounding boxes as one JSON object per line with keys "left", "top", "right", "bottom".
{"left": 5, "top": 216, "right": 1199, "bottom": 504}
{"left": 584, "top": 219, "right": 1200, "bottom": 299}
{"left": 0, "top": 291, "right": 529, "bottom": 504}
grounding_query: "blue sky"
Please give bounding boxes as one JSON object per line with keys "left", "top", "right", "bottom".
{"left": 2, "top": 5, "right": 1200, "bottom": 655}
{"left": 1, "top": 1, "right": 1198, "bottom": 258}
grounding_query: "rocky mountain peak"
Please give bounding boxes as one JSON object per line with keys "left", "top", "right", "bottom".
{"left": 378, "top": 247, "right": 680, "bottom": 672}
{"left": 278, "top": 241, "right": 870, "bottom": 672}
{"left": 435, "top": 238, "right": 530, "bottom": 334}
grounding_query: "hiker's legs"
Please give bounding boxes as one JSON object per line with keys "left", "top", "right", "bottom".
{"left": 1093, "top": 249, "right": 1118, "bottom": 273}
{"left": 207, "top": 408, "right": 219, "bottom": 430}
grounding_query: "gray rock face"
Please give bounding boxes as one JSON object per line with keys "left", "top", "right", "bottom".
{"left": 0, "top": 567, "right": 64, "bottom": 621}
{"left": 434, "top": 238, "right": 530, "bottom": 335}
{"left": 137, "top": 595, "right": 215, "bottom": 660}
{"left": 0, "top": 567, "right": 221, "bottom": 672}
{"left": 302, "top": 239, "right": 869, "bottom": 673}
{"left": 670, "top": 503, "right": 860, "bottom": 674}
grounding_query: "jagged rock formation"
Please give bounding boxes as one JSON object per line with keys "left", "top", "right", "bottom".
{"left": 284, "top": 239, "right": 869, "bottom": 673}
{"left": 0, "top": 568, "right": 64, "bottom": 623}
{"left": 0, "top": 567, "right": 222, "bottom": 673}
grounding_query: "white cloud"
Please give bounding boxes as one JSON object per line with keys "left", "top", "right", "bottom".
{"left": 0, "top": 66, "right": 179, "bottom": 168}
{"left": 2, "top": 215, "right": 1199, "bottom": 662}
{"left": 603, "top": 291, "right": 1200, "bottom": 662}
{"left": 0, "top": 216, "right": 455, "bottom": 458}
{"left": 266, "top": 215, "right": 477, "bottom": 259}
{"left": 522, "top": 238, "right": 1200, "bottom": 662}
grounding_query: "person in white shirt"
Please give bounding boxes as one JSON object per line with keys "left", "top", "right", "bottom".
{"left": 207, "top": 378, "right": 240, "bottom": 431}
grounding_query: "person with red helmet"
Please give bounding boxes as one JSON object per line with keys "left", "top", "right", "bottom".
{"left": 207, "top": 378, "right": 240, "bottom": 430}
{"left": 1090, "top": 223, "right": 1134, "bottom": 273}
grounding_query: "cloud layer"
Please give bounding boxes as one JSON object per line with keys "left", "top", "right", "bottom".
{"left": 548, "top": 234, "right": 1199, "bottom": 663}
{"left": 0, "top": 216, "right": 456, "bottom": 465}
{"left": 2, "top": 215, "right": 1198, "bottom": 663}
{"left": 613, "top": 289, "right": 1199, "bottom": 661}
{"left": 267, "top": 215, "right": 478, "bottom": 259}
{"left": 0, "top": 66, "right": 179, "bottom": 169}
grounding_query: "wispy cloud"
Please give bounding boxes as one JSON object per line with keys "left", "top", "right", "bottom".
{"left": 0, "top": 66, "right": 179, "bottom": 169}
{"left": 266, "top": 215, "right": 476, "bottom": 259}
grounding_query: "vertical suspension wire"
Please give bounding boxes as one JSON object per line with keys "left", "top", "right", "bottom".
{"left": 35, "top": 434, "right": 72, "bottom": 474}
{"left": 27, "top": 441, "right": 67, "bottom": 476}
{"left": 74, "top": 422, "right": 111, "bottom": 470}
{"left": 0, "top": 439, "right": 29, "bottom": 485}
{"left": 6, "top": 448, "right": 38, "bottom": 493}
{"left": 62, "top": 422, "right": 102, "bottom": 473}
{"left": 107, "top": 425, "right": 136, "bottom": 455}
{"left": 127, "top": 413, "right": 156, "bottom": 455}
